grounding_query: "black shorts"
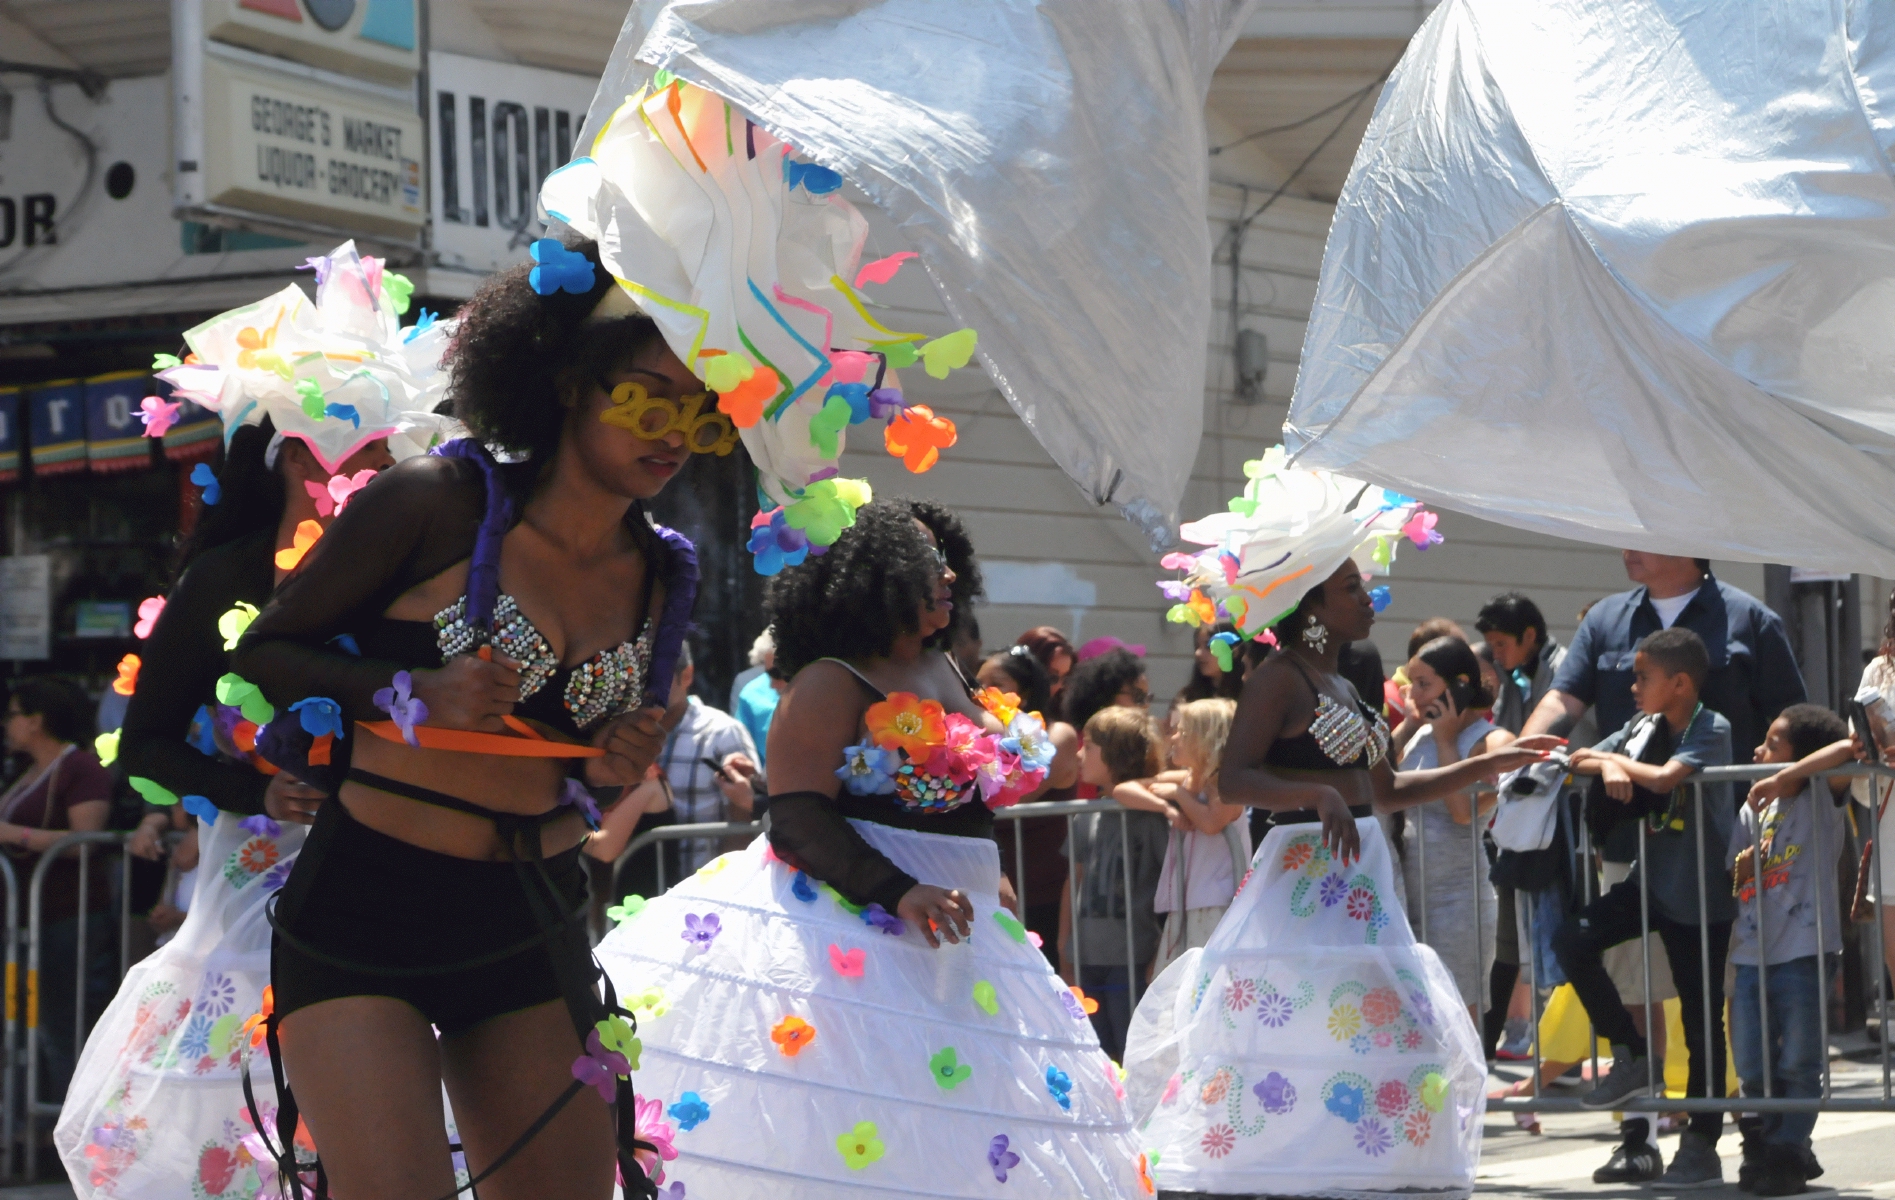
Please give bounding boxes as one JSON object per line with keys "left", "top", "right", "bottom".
{"left": 271, "top": 799, "right": 591, "bottom": 1035}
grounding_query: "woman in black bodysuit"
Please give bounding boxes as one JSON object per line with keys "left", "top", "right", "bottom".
{"left": 1219, "top": 560, "right": 1556, "bottom": 861}
{"left": 232, "top": 242, "right": 702, "bottom": 1200}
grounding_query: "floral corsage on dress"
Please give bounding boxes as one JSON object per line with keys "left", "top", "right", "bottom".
{"left": 836, "top": 687, "right": 1052, "bottom": 812}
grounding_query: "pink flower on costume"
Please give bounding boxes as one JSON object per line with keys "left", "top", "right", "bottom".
{"left": 1226, "top": 978, "right": 1257, "bottom": 1012}
{"left": 926, "top": 713, "right": 995, "bottom": 783}
{"left": 138, "top": 395, "right": 182, "bottom": 437}
{"left": 305, "top": 469, "right": 378, "bottom": 518}
{"left": 1200, "top": 1124, "right": 1236, "bottom": 1159}
{"left": 1161, "top": 1074, "right": 1182, "bottom": 1106}
{"left": 633, "top": 1095, "right": 679, "bottom": 1182}
{"left": 134, "top": 596, "right": 165, "bottom": 639}
{"left": 1346, "top": 886, "right": 1375, "bottom": 921}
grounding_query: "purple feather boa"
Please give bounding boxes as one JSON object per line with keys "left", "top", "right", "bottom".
{"left": 431, "top": 438, "right": 516, "bottom": 635}
{"left": 429, "top": 438, "right": 697, "bottom": 708}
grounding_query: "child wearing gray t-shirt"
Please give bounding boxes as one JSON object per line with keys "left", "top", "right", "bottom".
{"left": 1726, "top": 703, "right": 1852, "bottom": 1195}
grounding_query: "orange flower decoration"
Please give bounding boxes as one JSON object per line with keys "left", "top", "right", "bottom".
{"left": 884, "top": 404, "right": 957, "bottom": 473}
{"left": 240, "top": 985, "right": 275, "bottom": 1048}
{"left": 1136, "top": 1152, "right": 1156, "bottom": 1195}
{"left": 274, "top": 520, "right": 323, "bottom": 571}
{"left": 973, "top": 687, "right": 1020, "bottom": 726}
{"left": 1070, "top": 986, "right": 1100, "bottom": 1015}
{"left": 714, "top": 366, "right": 782, "bottom": 429}
{"left": 239, "top": 839, "right": 280, "bottom": 876}
{"left": 864, "top": 692, "right": 947, "bottom": 758}
{"left": 113, "top": 654, "right": 141, "bottom": 697}
{"left": 771, "top": 1014, "right": 816, "bottom": 1057}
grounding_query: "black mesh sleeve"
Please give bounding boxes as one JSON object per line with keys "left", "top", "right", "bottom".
{"left": 119, "top": 531, "right": 276, "bottom": 815}
{"left": 764, "top": 791, "right": 918, "bottom": 912}
{"left": 232, "top": 455, "right": 484, "bottom": 719}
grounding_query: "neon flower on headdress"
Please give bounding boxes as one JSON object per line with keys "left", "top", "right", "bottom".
{"left": 154, "top": 240, "right": 462, "bottom": 472}
{"left": 1159, "top": 446, "right": 1436, "bottom": 639}
{"left": 537, "top": 76, "right": 983, "bottom": 573}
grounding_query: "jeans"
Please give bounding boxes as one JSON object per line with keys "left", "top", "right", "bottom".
{"left": 1080, "top": 964, "right": 1147, "bottom": 1062}
{"left": 1731, "top": 955, "right": 1833, "bottom": 1147}
{"left": 1553, "top": 878, "right": 1731, "bottom": 1141}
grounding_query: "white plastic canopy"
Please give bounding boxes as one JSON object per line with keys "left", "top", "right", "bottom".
{"left": 1285, "top": 0, "right": 1895, "bottom": 576}
{"left": 578, "top": 0, "right": 1257, "bottom": 549}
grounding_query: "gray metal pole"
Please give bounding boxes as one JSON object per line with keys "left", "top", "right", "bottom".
{"left": 1638, "top": 820, "right": 1657, "bottom": 1099}
{"left": 1693, "top": 783, "right": 1715, "bottom": 1113}
{"left": 1068, "top": 813, "right": 1082, "bottom": 982}
{"left": 1120, "top": 809, "right": 1138, "bottom": 1006}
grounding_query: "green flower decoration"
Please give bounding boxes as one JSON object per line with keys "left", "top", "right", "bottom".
{"left": 152, "top": 353, "right": 182, "bottom": 370}
{"left": 1420, "top": 1072, "right": 1448, "bottom": 1113}
{"left": 214, "top": 673, "right": 275, "bottom": 725}
{"left": 95, "top": 730, "right": 120, "bottom": 767}
{"left": 870, "top": 338, "right": 919, "bottom": 369}
{"left": 836, "top": 1121, "right": 885, "bottom": 1170}
{"left": 1149, "top": 1150, "right": 1162, "bottom": 1169}
{"left": 128, "top": 776, "right": 179, "bottom": 807}
{"left": 625, "top": 987, "right": 668, "bottom": 1020}
{"left": 784, "top": 478, "right": 871, "bottom": 547}
{"left": 606, "top": 895, "right": 647, "bottom": 925}
{"left": 808, "top": 393, "right": 853, "bottom": 458}
{"left": 653, "top": 68, "right": 677, "bottom": 89}
{"left": 594, "top": 1015, "right": 641, "bottom": 1070}
{"left": 928, "top": 1046, "right": 972, "bottom": 1090}
{"left": 295, "top": 378, "right": 326, "bottom": 419}
{"left": 820, "top": 883, "right": 866, "bottom": 916}
{"left": 218, "top": 602, "right": 259, "bottom": 652}
{"left": 382, "top": 272, "right": 415, "bottom": 315}
{"left": 992, "top": 910, "right": 1028, "bottom": 943}
{"left": 972, "top": 980, "right": 999, "bottom": 1016}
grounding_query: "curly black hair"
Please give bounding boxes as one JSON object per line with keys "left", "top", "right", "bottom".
{"left": 445, "top": 238, "right": 664, "bottom": 471}
{"left": 767, "top": 496, "right": 983, "bottom": 676}
{"left": 1061, "top": 647, "right": 1146, "bottom": 731}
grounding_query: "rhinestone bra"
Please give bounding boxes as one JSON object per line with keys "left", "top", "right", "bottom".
{"left": 1305, "top": 693, "right": 1388, "bottom": 769}
{"left": 433, "top": 592, "right": 655, "bottom": 731}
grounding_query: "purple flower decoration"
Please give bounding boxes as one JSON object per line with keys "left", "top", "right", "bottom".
{"left": 570, "top": 1029, "right": 630, "bottom": 1101}
{"left": 862, "top": 904, "right": 905, "bottom": 936}
{"left": 297, "top": 255, "right": 334, "bottom": 284}
{"left": 559, "top": 778, "right": 601, "bottom": 830}
{"left": 260, "top": 858, "right": 294, "bottom": 892}
{"left": 1255, "top": 1071, "right": 1296, "bottom": 1115}
{"left": 868, "top": 388, "right": 908, "bottom": 420}
{"left": 988, "top": 1134, "right": 1021, "bottom": 1182}
{"left": 662, "top": 1184, "right": 686, "bottom": 1200}
{"left": 1318, "top": 873, "right": 1348, "bottom": 907}
{"left": 1060, "top": 989, "right": 1086, "bottom": 1020}
{"left": 1354, "top": 1118, "right": 1393, "bottom": 1157}
{"left": 1157, "top": 581, "right": 1193, "bottom": 601}
{"left": 681, "top": 913, "right": 722, "bottom": 949}
{"left": 372, "top": 670, "right": 429, "bottom": 747}
{"left": 238, "top": 814, "right": 282, "bottom": 838}
{"left": 1408, "top": 990, "right": 1437, "bottom": 1027}
{"left": 1258, "top": 992, "right": 1294, "bottom": 1027}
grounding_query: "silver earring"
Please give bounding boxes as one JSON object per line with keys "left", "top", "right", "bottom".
{"left": 1301, "top": 615, "right": 1329, "bottom": 653}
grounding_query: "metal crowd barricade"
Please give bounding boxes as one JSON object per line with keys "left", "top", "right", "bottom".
{"left": 1470, "top": 762, "right": 1895, "bottom": 1116}
{"left": 18, "top": 831, "right": 140, "bottom": 1182}
{"left": 603, "top": 800, "right": 1145, "bottom": 1000}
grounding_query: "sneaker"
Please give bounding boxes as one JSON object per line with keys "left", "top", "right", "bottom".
{"left": 1797, "top": 1144, "right": 1823, "bottom": 1181}
{"left": 1496, "top": 1036, "right": 1534, "bottom": 1061}
{"left": 1581, "top": 1048, "right": 1653, "bottom": 1109}
{"left": 1651, "top": 1130, "right": 1725, "bottom": 1190}
{"left": 1752, "top": 1144, "right": 1807, "bottom": 1197}
{"left": 1594, "top": 1122, "right": 1664, "bottom": 1184}
{"left": 1736, "top": 1116, "right": 1766, "bottom": 1193}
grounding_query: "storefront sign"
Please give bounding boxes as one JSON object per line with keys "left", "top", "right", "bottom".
{"left": 200, "top": 53, "right": 423, "bottom": 239}
{"left": 0, "top": 556, "right": 52, "bottom": 661}
{"left": 27, "top": 382, "right": 87, "bottom": 476}
{"left": 85, "top": 371, "right": 154, "bottom": 472}
{"left": 429, "top": 52, "right": 597, "bottom": 274}
{"left": 0, "top": 390, "right": 20, "bottom": 484}
{"left": 203, "top": 0, "right": 418, "bottom": 85}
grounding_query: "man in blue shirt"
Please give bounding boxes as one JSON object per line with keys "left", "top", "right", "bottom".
{"left": 1524, "top": 553, "right": 1803, "bottom": 761}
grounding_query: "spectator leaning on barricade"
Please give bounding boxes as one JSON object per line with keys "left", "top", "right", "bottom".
{"left": 1556, "top": 628, "right": 1739, "bottom": 1189}
{"left": 655, "top": 642, "right": 763, "bottom": 882}
{"left": 1732, "top": 704, "right": 1852, "bottom": 1196}
{"left": 1474, "top": 591, "right": 1572, "bottom": 1059}
{"left": 1523, "top": 551, "right": 1803, "bottom": 1184}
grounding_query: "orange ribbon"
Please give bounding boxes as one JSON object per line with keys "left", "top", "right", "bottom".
{"left": 358, "top": 716, "right": 604, "bottom": 758}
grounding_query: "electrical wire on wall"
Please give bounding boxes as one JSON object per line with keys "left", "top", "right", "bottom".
{"left": 0, "top": 62, "right": 105, "bottom": 284}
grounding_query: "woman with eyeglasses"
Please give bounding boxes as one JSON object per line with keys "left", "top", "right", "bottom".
{"left": 224, "top": 239, "right": 705, "bottom": 1200}
{"left": 0, "top": 677, "right": 115, "bottom": 1101}
{"left": 589, "top": 496, "right": 1150, "bottom": 1197}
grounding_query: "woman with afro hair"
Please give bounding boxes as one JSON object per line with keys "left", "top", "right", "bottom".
{"left": 230, "top": 239, "right": 701, "bottom": 1200}
{"left": 590, "top": 497, "right": 1152, "bottom": 1198}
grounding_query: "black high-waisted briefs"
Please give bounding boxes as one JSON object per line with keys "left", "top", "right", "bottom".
{"left": 270, "top": 798, "right": 590, "bottom": 1035}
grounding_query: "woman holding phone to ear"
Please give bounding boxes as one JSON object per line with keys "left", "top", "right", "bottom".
{"left": 1392, "top": 635, "right": 1515, "bottom": 1024}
